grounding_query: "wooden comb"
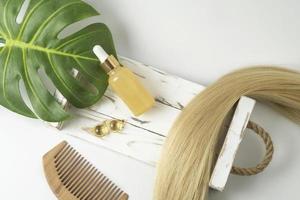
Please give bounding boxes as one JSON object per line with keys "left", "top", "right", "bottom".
{"left": 43, "top": 141, "right": 129, "bottom": 200}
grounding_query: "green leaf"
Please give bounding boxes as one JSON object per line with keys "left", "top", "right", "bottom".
{"left": 0, "top": 0, "right": 116, "bottom": 122}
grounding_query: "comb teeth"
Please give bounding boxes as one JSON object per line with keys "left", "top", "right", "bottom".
{"left": 43, "top": 141, "right": 128, "bottom": 200}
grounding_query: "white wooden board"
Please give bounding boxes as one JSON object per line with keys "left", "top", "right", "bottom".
{"left": 58, "top": 56, "right": 205, "bottom": 166}
{"left": 209, "top": 97, "right": 256, "bottom": 191}
{"left": 50, "top": 56, "right": 256, "bottom": 191}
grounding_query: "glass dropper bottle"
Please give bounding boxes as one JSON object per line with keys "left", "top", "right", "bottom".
{"left": 93, "top": 45, "right": 155, "bottom": 116}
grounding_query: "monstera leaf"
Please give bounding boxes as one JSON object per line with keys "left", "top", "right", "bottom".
{"left": 0, "top": 0, "right": 116, "bottom": 122}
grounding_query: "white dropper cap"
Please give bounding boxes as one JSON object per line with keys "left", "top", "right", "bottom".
{"left": 93, "top": 45, "right": 109, "bottom": 64}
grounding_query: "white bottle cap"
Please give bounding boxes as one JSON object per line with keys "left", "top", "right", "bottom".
{"left": 93, "top": 45, "right": 109, "bottom": 63}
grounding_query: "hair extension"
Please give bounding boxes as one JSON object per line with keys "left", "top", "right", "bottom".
{"left": 154, "top": 67, "right": 300, "bottom": 200}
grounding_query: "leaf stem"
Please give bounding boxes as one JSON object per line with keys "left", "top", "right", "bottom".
{"left": 5, "top": 39, "right": 98, "bottom": 62}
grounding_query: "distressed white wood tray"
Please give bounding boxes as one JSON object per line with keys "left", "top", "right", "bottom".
{"left": 51, "top": 56, "right": 255, "bottom": 190}
{"left": 54, "top": 56, "right": 205, "bottom": 166}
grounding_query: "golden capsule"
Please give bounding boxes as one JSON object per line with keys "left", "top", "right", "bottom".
{"left": 94, "top": 124, "right": 110, "bottom": 137}
{"left": 110, "top": 120, "right": 126, "bottom": 132}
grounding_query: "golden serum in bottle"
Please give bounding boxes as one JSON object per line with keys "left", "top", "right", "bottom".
{"left": 93, "top": 45, "right": 155, "bottom": 116}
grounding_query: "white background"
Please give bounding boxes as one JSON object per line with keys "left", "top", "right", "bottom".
{"left": 1, "top": 0, "right": 300, "bottom": 199}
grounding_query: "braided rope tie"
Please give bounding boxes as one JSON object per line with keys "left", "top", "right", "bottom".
{"left": 231, "top": 121, "right": 274, "bottom": 176}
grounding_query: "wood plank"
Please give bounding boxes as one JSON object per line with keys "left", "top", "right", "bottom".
{"left": 51, "top": 57, "right": 255, "bottom": 191}
{"left": 54, "top": 56, "right": 204, "bottom": 166}
{"left": 209, "top": 97, "right": 256, "bottom": 191}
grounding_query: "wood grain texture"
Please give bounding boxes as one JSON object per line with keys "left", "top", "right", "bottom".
{"left": 209, "top": 97, "right": 256, "bottom": 191}
{"left": 43, "top": 141, "right": 129, "bottom": 200}
{"left": 52, "top": 56, "right": 205, "bottom": 166}
{"left": 50, "top": 57, "right": 256, "bottom": 191}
